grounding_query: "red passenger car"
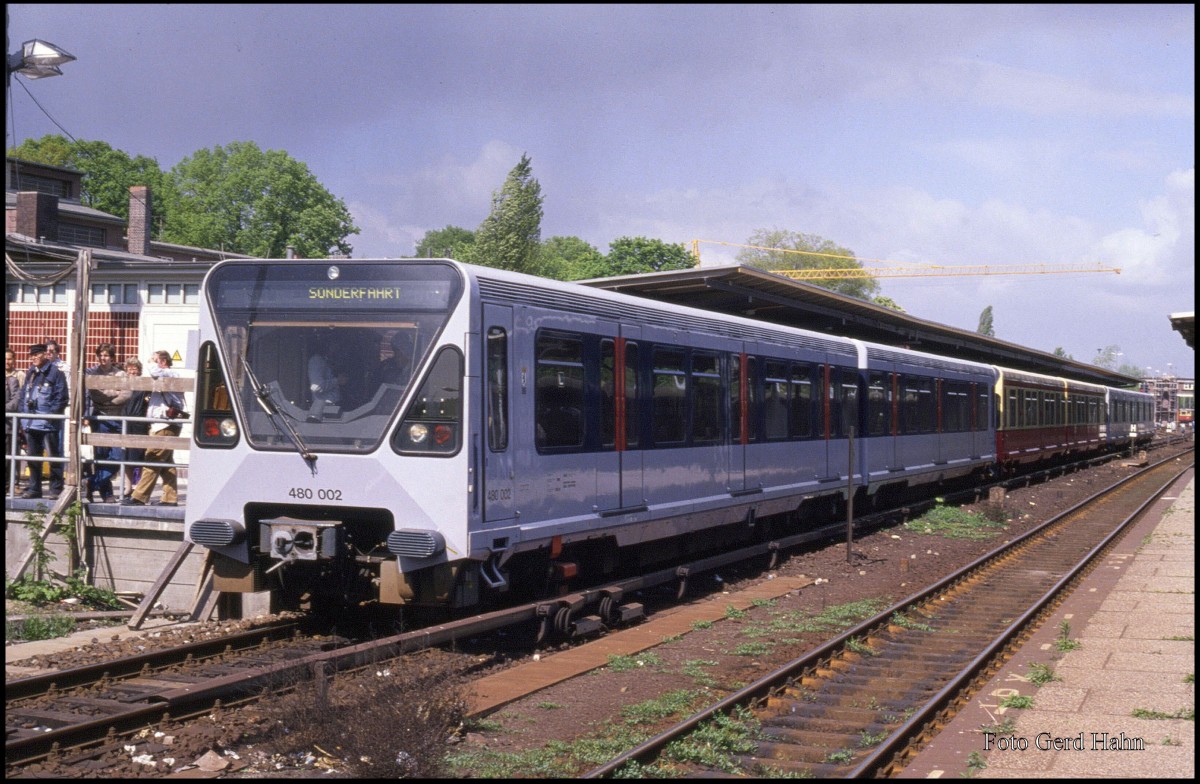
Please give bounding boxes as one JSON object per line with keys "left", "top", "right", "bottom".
{"left": 995, "top": 367, "right": 1105, "bottom": 471}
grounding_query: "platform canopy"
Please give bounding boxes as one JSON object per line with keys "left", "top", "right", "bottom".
{"left": 582, "top": 264, "right": 1142, "bottom": 387}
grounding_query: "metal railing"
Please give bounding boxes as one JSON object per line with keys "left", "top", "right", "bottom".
{"left": 6, "top": 372, "right": 194, "bottom": 502}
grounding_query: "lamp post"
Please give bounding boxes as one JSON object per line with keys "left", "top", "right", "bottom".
{"left": 7, "top": 37, "right": 75, "bottom": 85}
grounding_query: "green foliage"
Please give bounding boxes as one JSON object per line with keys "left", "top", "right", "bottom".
{"left": 415, "top": 225, "right": 475, "bottom": 258}
{"left": 736, "top": 228, "right": 880, "bottom": 301}
{"left": 904, "top": 501, "right": 1008, "bottom": 539}
{"left": 604, "top": 651, "right": 664, "bottom": 672}
{"left": 1131, "top": 707, "right": 1194, "bottom": 720}
{"left": 542, "top": 235, "right": 606, "bottom": 280}
{"left": 6, "top": 573, "right": 122, "bottom": 610}
{"left": 164, "top": 141, "right": 359, "bottom": 258}
{"left": 1055, "top": 620, "right": 1082, "bottom": 652}
{"left": 9, "top": 134, "right": 358, "bottom": 258}
{"left": 6, "top": 613, "right": 77, "bottom": 642}
{"left": 9, "top": 135, "right": 169, "bottom": 221}
{"left": 1027, "top": 662, "right": 1060, "bottom": 686}
{"left": 604, "top": 236, "right": 694, "bottom": 276}
{"left": 463, "top": 153, "right": 544, "bottom": 274}
{"left": 999, "top": 694, "right": 1034, "bottom": 709}
{"left": 661, "top": 705, "right": 761, "bottom": 772}
{"left": 977, "top": 305, "right": 995, "bottom": 337}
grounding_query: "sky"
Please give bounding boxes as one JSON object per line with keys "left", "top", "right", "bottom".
{"left": 6, "top": 4, "right": 1194, "bottom": 378}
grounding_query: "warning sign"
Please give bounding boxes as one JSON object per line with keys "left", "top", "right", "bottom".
{"left": 172, "top": 350, "right": 182, "bottom": 362}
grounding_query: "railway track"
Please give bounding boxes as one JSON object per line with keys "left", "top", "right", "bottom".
{"left": 584, "top": 451, "right": 1193, "bottom": 778}
{"left": 6, "top": 441, "right": 1188, "bottom": 773}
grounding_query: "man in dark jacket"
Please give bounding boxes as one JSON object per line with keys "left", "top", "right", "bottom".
{"left": 18, "top": 343, "right": 69, "bottom": 499}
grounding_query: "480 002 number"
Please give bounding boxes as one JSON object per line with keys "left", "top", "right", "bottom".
{"left": 288, "top": 487, "right": 344, "bottom": 501}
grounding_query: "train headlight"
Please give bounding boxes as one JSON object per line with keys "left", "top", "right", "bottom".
{"left": 219, "top": 418, "right": 238, "bottom": 437}
{"left": 407, "top": 423, "right": 429, "bottom": 444}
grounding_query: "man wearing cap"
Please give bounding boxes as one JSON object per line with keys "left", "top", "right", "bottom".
{"left": 18, "top": 343, "right": 68, "bottom": 499}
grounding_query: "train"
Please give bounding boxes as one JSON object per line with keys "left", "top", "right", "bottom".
{"left": 183, "top": 258, "right": 1154, "bottom": 614}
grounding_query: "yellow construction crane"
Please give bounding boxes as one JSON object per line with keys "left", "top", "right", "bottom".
{"left": 690, "top": 240, "right": 1122, "bottom": 280}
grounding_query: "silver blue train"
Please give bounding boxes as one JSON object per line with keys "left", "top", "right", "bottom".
{"left": 184, "top": 259, "right": 1153, "bottom": 611}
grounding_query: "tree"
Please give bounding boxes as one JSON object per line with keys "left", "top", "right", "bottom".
{"left": 1053, "top": 347, "right": 1074, "bottom": 360}
{"left": 735, "top": 228, "right": 881, "bottom": 301}
{"left": 463, "top": 153, "right": 544, "bottom": 274}
{"left": 1092, "top": 345, "right": 1123, "bottom": 370}
{"left": 604, "top": 236, "right": 694, "bottom": 276}
{"left": 163, "top": 141, "right": 358, "bottom": 258}
{"left": 9, "top": 135, "right": 169, "bottom": 223}
{"left": 977, "top": 305, "right": 995, "bottom": 337}
{"left": 415, "top": 225, "right": 475, "bottom": 258}
{"left": 541, "top": 236, "right": 606, "bottom": 280}
{"left": 872, "top": 295, "right": 905, "bottom": 312}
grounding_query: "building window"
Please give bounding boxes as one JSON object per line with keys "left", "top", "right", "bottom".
{"left": 13, "top": 173, "right": 69, "bottom": 197}
{"left": 57, "top": 222, "right": 106, "bottom": 247}
{"left": 148, "top": 284, "right": 164, "bottom": 303}
{"left": 90, "top": 283, "right": 140, "bottom": 305}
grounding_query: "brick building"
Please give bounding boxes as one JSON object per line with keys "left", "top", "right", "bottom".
{"left": 5, "top": 157, "right": 252, "bottom": 369}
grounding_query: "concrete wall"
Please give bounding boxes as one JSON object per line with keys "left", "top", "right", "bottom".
{"left": 5, "top": 505, "right": 207, "bottom": 612}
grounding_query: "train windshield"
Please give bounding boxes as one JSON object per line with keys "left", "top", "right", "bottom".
{"left": 205, "top": 261, "right": 463, "bottom": 453}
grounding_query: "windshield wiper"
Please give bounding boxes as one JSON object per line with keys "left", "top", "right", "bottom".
{"left": 241, "top": 358, "right": 318, "bottom": 472}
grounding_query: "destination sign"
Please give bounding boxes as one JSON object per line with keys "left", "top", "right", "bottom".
{"left": 209, "top": 263, "right": 462, "bottom": 312}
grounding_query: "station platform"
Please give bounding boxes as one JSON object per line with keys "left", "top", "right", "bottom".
{"left": 900, "top": 471, "right": 1195, "bottom": 779}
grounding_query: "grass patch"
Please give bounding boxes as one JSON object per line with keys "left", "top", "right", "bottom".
{"left": 1131, "top": 707, "right": 1194, "bottom": 721}
{"left": 1027, "top": 662, "right": 1060, "bottom": 686}
{"left": 6, "top": 612, "right": 77, "bottom": 642}
{"left": 447, "top": 691, "right": 711, "bottom": 777}
{"left": 904, "top": 501, "right": 1008, "bottom": 540}
{"left": 999, "top": 694, "right": 1034, "bottom": 710}
{"left": 1055, "top": 620, "right": 1082, "bottom": 652}
{"left": 604, "top": 651, "right": 664, "bottom": 672}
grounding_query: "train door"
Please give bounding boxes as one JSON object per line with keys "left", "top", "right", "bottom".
{"left": 482, "top": 304, "right": 516, "bottom": 523}
{"left": 618, "top": 326, "right": 644, "bottom": 510}
{"left": 728, "top": 349, "right": 748, "bottom": 494}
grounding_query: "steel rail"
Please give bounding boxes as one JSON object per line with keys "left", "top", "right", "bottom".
{"left": 583, "top": 453, "right": 1192, "bottom": 778}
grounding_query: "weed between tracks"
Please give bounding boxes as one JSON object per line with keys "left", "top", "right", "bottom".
{"left": 258, "top": 654, "right": 468, "bottom": 777}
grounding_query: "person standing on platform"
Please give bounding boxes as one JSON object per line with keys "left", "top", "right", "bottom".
{"left": 5, "top": 348, "right": 24, "bottom": 493}
{"left": 18, "top": 344, "right": 68, "bottom": 499}
{"left": 121, "top": 351, "right": 184, "bottom": 507}
{"left": 83, "top": 343, "right": 128, "bottom": 503}
{"left": 120, "top": 357, "right": 150, "bottom": 498}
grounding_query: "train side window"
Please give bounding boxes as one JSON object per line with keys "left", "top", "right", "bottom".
{"left": 486, "top": 327, "right": 508, "bottom": 452}
{"left": 746, "top": 357, "right": 760, "bottom": 443}
{"left": 535, "top": 332, "right": 585, "bottom": 451}
{"left": 624, "top": 342, "right": 640, "bottom": 448}
{"left": 692, "top": 351, "right": 722, "bottom": 445}
{"left": 730, "top": 354, "right": 741, "bottom": 443}
{"left": 763, "top": 360, "right": 789, "bottom": 440}
{"left": 652, "top": 347, "right": 687, "bottom": 446}
{"left": 831, "top": 367, "right": 858, "bottom": 437}
{"left": 976, "top": 384, "right": 991, "bottom": 431}
{"left": 600, "top": 339, "right": 616, "bottom": 449}
{"left": 788, "top": 362, "right": 815, "bottom": 439}
{"left": 867, "top": 372, "right": 889, "bottom": 436}
{"left": 944, "top": 380, "right": 969, "bottom": 433}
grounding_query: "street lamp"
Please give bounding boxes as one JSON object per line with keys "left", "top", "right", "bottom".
{"left": 7, "top": 38, "right": 75, "bottom": 85}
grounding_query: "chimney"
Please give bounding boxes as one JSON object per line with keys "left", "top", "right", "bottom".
{"left": 128, "top": 185, "right": 152, "bottom": 256}
{"left": 15, "top": 192, "right": 59, "bottom": 241}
